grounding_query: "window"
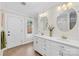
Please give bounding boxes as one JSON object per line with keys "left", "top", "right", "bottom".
{"left": 27, "top": 18, "right": 32, "bottom": 34}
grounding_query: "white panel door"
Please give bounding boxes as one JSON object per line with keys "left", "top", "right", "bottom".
{"left": 5, "top": 13, "right": 24, "bottom": 48}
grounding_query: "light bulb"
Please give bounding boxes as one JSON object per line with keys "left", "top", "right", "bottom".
{"left": 57, "top": 6, "right": 61, "bottom": 11}
{"left": 39, "top": 12, "right": 48, "bottom": 17}
{"left": 62, "top": 4, "right": 67, "bottom": 10}
{"left": 67, "top": 2, "right": 72, "bottom": 9}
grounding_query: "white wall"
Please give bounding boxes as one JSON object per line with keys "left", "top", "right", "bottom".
{"left": 38, "top": 3, "right": 79, "bottom": 41}
{"left": 0, "top": 11, "right": 1, "bottom": 49}
{"left": 0, "top": 3, "right": 2, "bottom": 49}
{"left": 33, "top": 15, "right": 38, "bottom": 34}
{"left": 0, "top": 3, "right": 3, "bottom": 10}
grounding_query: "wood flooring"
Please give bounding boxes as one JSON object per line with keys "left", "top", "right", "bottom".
{"left": 3, "top": 42, "right": 41, "bottom": 56}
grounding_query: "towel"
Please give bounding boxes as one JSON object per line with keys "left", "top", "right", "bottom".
{"left": 1, "top": 31, "right": 6, "bottom": 49}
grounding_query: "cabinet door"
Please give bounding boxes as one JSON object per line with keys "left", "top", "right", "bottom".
{"left": 33, "top": 37, "right": 47, "bottom": 55}
{"left": 36, "top": 37, "right": 45, "bottom": 55}
{"left": 63, "top": 45, "right": 79, "bottom": 56}
{"left": 46, "top": 40, "right": 61, "bottom": 56}
{"left": 33, "top": 36, "right": 38, "bottom": 50}
{"left": 39, "top": 38, "right": 47, "bottom": 56}
{"left": 33, "top": 37, "right": 41, "bottom": 52}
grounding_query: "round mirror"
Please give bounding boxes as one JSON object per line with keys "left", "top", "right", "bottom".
{"left": 57, "top": 8, "right": 77, "bottom": 32}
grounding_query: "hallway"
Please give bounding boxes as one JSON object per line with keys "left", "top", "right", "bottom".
{"left": 3, "top": 43, "right": 41, "bottom": 56}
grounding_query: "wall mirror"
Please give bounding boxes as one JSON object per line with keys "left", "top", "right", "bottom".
{"left": 40, "top": 16, "right": 48, "bottom": 34}
{"left": 57, "top": 8, "right": 77, "bottom": 32}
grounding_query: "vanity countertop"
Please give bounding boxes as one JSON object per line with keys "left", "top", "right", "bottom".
{"left": 34, "top": 35, "right": 79, "bottom": 49}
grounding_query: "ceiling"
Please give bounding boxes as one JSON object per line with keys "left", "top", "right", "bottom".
{"left": 0, "top": 2, "right": 60, "bottom": 17}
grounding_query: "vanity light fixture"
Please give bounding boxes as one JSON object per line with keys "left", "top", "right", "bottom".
{"left": 39, "top": 12, "right": 48, "bottom": 17}
{"left": 67, "top": 2, "right": 73, "bottom": 9}
{"left": 57, "top": 2, "right": 73, "bottom": 11}
{"left": 62, "top": 4, "right": 67, "bottom": 10}
{"left": 57, "top": 6, "right": 61, "bottom": 11}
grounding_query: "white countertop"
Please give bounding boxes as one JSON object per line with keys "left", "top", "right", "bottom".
{"left": 34, "top": 35, "right": 79, "bottom": 49}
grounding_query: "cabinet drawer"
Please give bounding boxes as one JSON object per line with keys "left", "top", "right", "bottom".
{"left": 47, "top": 40, "right": 62, "bottom": 48}
{"left": 63, "top": 45, "right": 79, "bottom": 56}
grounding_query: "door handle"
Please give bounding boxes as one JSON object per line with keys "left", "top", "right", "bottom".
{"left": 8, "top": 31, "right": 10, "bottom": 33}
{"left": 8, "top": 34, "right": 10, "bottom": 36}
{"left": 8, "top": 31, "right": 10, "bottom": 36}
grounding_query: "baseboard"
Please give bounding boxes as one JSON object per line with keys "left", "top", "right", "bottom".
{"left": 23, "top": 40, "right": 33, "bottom": 45}
{"left": 4, "top": 40, "right": 33, "bottom": 51}
{"left": 34, "top": 50, "right": 42, "bottom": 56}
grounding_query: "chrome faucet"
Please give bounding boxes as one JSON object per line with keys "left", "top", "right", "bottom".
{"left": 62, "top": 36, "right": 67, "bottom": 39}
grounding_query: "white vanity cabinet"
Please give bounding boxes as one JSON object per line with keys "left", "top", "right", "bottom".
{"left": 33, "top": 36, "right": 62, "bottom": 56}
{"left": 33, "top": 36, "right": 79, "bottom": 56}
